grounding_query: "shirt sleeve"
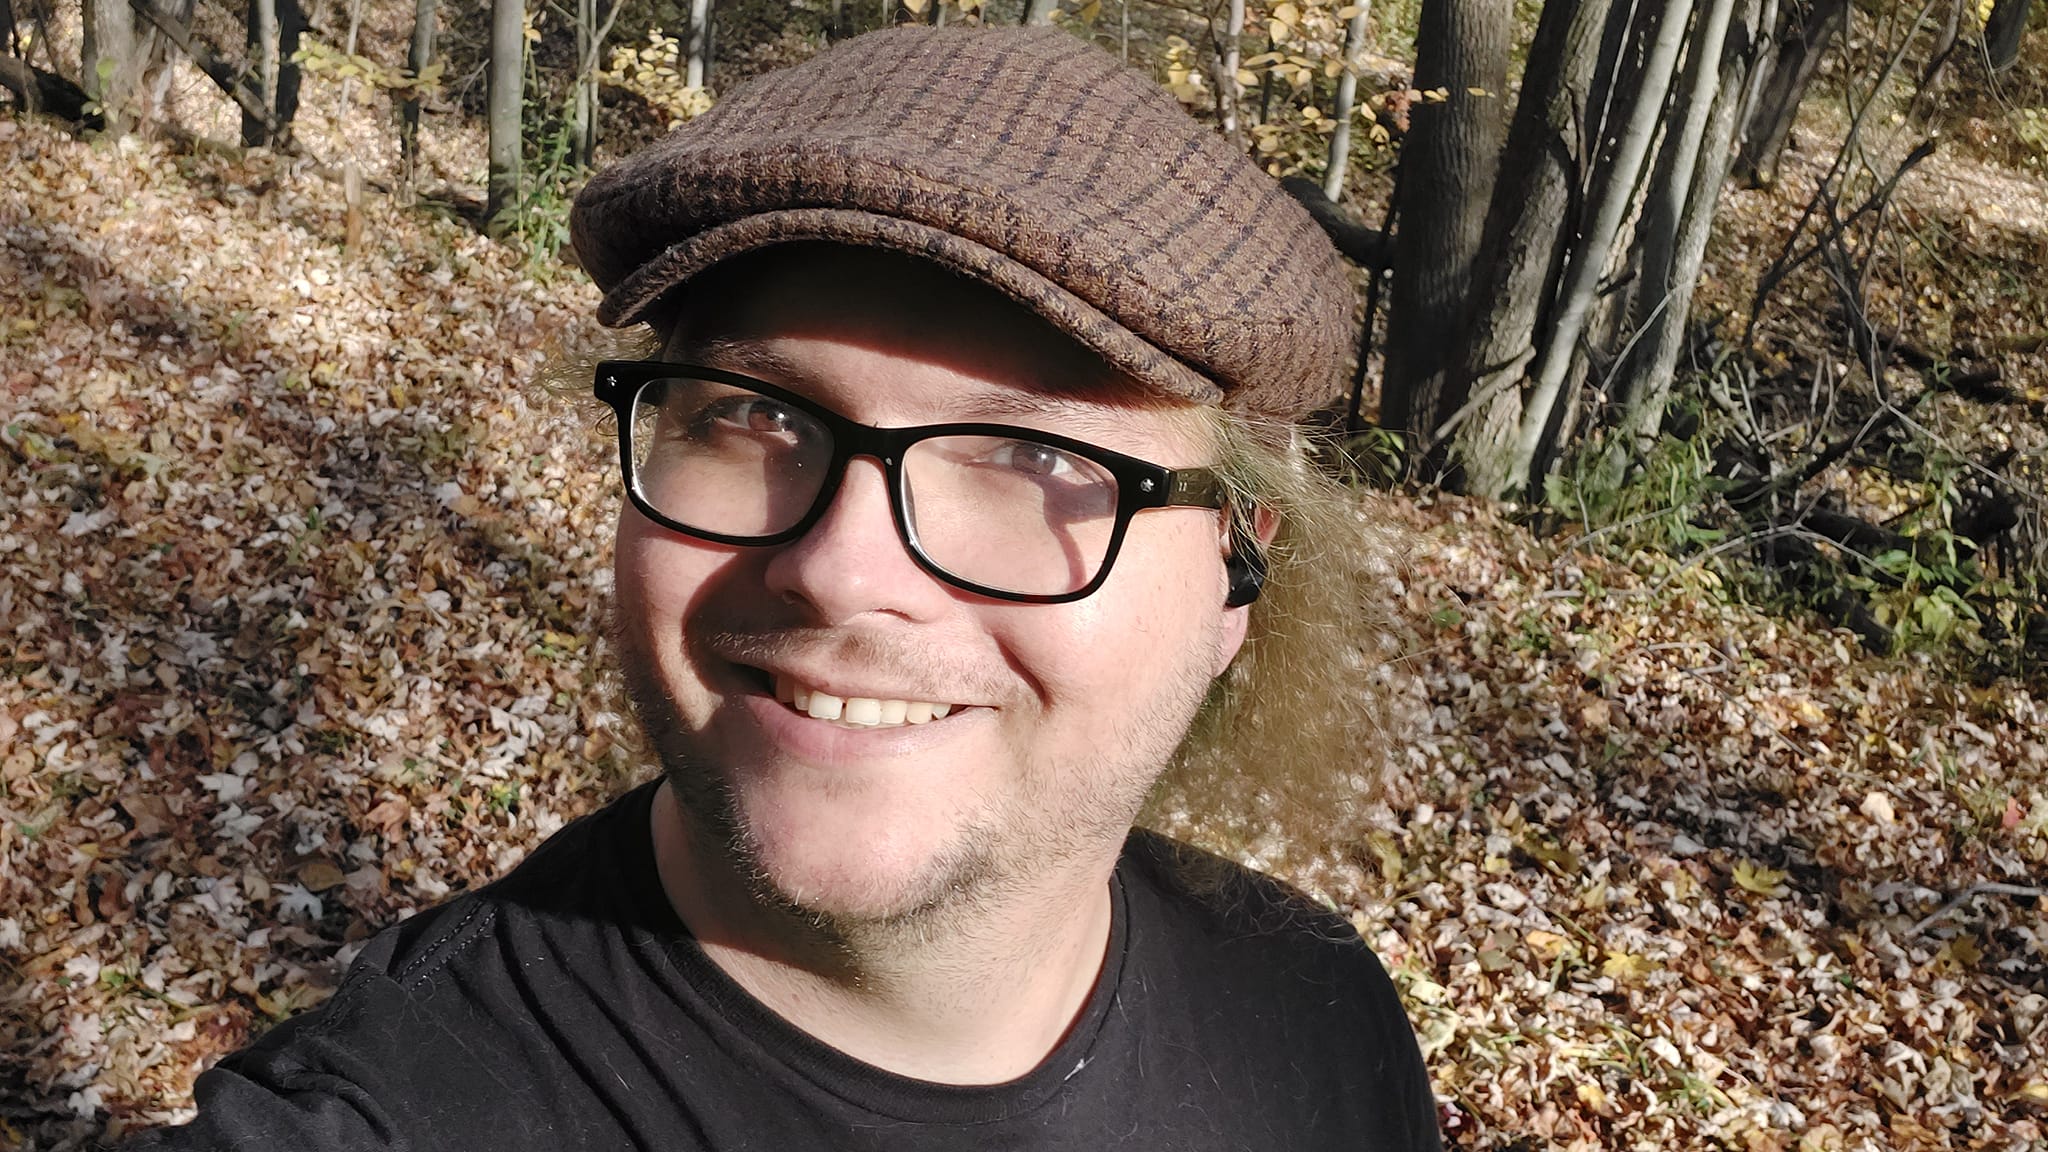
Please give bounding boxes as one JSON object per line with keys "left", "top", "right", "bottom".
{"left": 110, "top": 969, "right": 418, "bottom": 1150}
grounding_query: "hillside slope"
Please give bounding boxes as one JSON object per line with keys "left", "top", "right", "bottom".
{"left": 2, "top": 113, "right": 2048, "bottom": 1151}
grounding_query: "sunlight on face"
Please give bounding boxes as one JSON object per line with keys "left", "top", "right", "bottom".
{"left": 611, "top": 245, "right": 1248, "bottom": 928}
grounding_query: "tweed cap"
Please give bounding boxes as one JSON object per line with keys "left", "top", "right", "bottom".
{"left": 570, "top": 25, "right": 1353, "bottom": 417}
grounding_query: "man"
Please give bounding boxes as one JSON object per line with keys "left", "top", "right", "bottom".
{"left": 123, "top": 25, "right": 1438, "bottom": 1150}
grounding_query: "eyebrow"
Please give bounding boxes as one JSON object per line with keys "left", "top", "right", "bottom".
{"left": 679, "top": 337, "right": 1149, "bottom": 433}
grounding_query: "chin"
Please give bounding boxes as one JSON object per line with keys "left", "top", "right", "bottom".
{"left": 685, "top": 761, "right": 1007, "bottom": 926}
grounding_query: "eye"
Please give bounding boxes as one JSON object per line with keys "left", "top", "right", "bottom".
{"left": 687, "top": 394, "right": 812, "bottom": 444}
{"left": 988, "top": 439, "right": 1082, "bottom": 478}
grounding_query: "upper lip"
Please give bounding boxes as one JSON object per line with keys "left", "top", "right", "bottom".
{"left": 745, "top": 663, "right": 980, "bottom": 706}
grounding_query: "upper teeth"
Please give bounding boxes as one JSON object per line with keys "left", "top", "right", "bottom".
{"left": 775, "top": 675, "right": 955, "bottom": 726}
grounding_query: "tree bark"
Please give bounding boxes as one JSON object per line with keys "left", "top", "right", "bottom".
{"left": 1617, "top": 0, "right": 1764, "bottom": 439}
{"left": 486, "top": 0, "right": 523, "bottom": 227}
{"left": 1217, "top": 0, "right": 1245, "bottom": 144}
{"left": 572, "top": 0, "right": 594, "bottom": 166}
{"left": 1733, "top": 0, "right": 1847, "bottom": 187}
{"left": 83, "top": 0, "right": 150, "bottom": 132}
{"left": 1985, "top": 0, "right": 2028, "bottom": 72}
{"left": 239, "top": 0, "right": 300, "bottom": 145}
{"left": 685, "top": 0, "right": 712, "bottom": 88}
{"left": 1379, "top": 0, "right": 1510, "bottom": 459}
{"left": 1323, "top": 1, "right": 1373, "bottom": 202}
{"left": 1507, "top": 0, "right": 1695, "bottom": 494}
{"left": 400, "top": 0, "right": 438, "bottom": 189}
{"left": 241, "top": 0, "right": 274, "bottom": 145}
{"left": 1449, "top": 0, "right": 1616, "bottom": 497}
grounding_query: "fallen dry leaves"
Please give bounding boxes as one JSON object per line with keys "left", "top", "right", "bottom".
{"left": 2, "top": 109, "right": 2047, "bottom": 1152}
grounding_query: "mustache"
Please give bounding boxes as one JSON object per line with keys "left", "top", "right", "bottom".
{"left": 695, "top": 626, "right": 1011, "bottom": 701}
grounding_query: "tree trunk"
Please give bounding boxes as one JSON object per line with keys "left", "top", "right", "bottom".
{"left": 1507, "top": 0, "right": 1695, "bottom": 495}
{"left": 400, "top": 0, "right": 438, "bottom": 189}
{"left": 685, "top": 0, "right": 711, "bottom": 88}
{"left": 1379, "top": 0, "right": 1510, "bottom": 457}
{"left": 238, "top": 0, "right": 298, "bottom": 145}
{"left": 571, "top": 0, "right": 594, "bottom": 166}
{"left": 1217, "top": 0, "right": 1245, "bottom": 144}
{"left": 1985, "top": 0, "right": 2028, "bottom": 72}
{"left": 1449, "top": 0, "right": 1616, "bottom": 497}
{"left": 83, "top": 0, "right": 149, "bottom": 132}
{"left": 1618, "top": 0, "right": 1741, "bottom": 411}
{"left": 1733, "top": 0, "right": 1846, "bottom": 187}
{"left": 1323, "top": 1, "right": 1373, "bottom": 202}
{"left": 240, "top": 0, "right": 274, "bottom": 144}
{"left": 486, "top": 0, "right": 523, "bottom": 227}
{"left": 335, "top": 0, "right": 364, "bottom": 120}
{"left": 1022, "top": 0, "right": 1057, "bottom": 24}
{"left": 1616, "top": 0, "right": 1764, "bottom": 439}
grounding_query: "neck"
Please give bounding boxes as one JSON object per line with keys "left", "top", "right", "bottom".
{"left": 648, "top": 780, "right": 1119, "bottom": 1085}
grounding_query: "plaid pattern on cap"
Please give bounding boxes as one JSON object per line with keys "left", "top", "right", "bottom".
{"left": 570, "top": 25, "right": 1354, "bottom": 417}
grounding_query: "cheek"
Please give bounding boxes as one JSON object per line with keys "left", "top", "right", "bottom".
{"left": 613, "top": 510, "right": 738, "bottom": 661}
{"left": 1003, "top": 521, "right": 1225, "bottom": 716}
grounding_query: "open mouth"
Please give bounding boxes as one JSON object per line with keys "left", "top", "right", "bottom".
{"left": 762, "top": 671, "right": 962, "bottom": 729}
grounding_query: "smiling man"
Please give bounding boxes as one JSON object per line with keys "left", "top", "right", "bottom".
{"left": 123, "top": 24, "right": 1438, "bottom": 1152}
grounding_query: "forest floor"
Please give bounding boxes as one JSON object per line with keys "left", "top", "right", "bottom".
{"left": 4, "top": 46, "right": 2048, "bottom": 1152}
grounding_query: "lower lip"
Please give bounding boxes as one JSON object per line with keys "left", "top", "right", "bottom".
{"left": 736, "top": 687, "right": 980, "bottom": 762}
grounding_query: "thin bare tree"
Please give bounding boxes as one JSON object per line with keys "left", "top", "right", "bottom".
{"left": 1322, "top": 1, "right": 1373, "bottom": 202}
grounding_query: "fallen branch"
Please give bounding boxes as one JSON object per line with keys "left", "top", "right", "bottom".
{"left": 125, "top": 0, "right": 287, "bottom": 146}
{"left": 1911, "top": 882, "right": 2045, "bottom": 935}
{"left": 0, "top": 53, "right": 96, "bottom": 124}
{"left": 1280, "top": 175, "right": 1391, "bottom": 270}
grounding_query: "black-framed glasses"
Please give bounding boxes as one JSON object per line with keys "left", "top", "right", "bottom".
{"left": 593, "top": 360, "right": 1228, "bottom": 603}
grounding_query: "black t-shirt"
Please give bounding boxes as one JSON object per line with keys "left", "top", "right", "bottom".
{"left": 119, "top": 781, "right": 1441, "bottom": 1150}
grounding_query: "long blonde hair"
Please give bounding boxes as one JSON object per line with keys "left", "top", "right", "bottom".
{"left": 1141, "top": 410, "right": 1409, "bottom": 869}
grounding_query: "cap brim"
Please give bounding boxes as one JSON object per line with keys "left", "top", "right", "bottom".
{"left": 597, "top": 208, "right": 1225, "bottom": 407}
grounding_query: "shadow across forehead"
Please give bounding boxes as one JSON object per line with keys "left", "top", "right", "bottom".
{"left": 661, "top": 242, "right": 1156, "bottom": 408}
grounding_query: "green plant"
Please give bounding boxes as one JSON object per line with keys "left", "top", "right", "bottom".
{"left": 1543, "top": 418, "right": 1728, "bottom": 555}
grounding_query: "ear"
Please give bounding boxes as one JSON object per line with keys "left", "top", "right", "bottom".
{"left": 1213, "top": 503, "right": 1280, "bottom": 677}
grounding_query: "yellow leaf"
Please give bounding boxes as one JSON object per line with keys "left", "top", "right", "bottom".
{"left": 1526, "top": 929, "right": 1574, "bottom": 961}
{"left": 1077, "top": 0, "right": 1100, "bottom": 20}
{"left": 1273, "top": 2, "right": 1301, "bottom": 24}
{"left": 1236, "top": 69, "right": 1259, "bottom": 87}
{"left": 1732, "top": 860, "right": 1790, "bottom": 897}
{"left": 1268, "top": 17, "right": 1292, "bottom": 42}
{"left": 1939, "top": 934, "right": 1983, "bottom": 969}
{"left": 1336, "top": 4, "right": 1363, "bottom": 17}
{"left": 1466, "top": 86, "right": 1492, "bottom": 97}
{"left": 1601, "top": 949, "right": 1653, "bottom": 982}
{"left": 1575, "top": 1080, "right": 1609, "bottom": 1114}
{"left": 2014, "top": 1081, "right": 2048, "bottom": 1105}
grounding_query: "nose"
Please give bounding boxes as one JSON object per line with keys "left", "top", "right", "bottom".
{"left": 761, "top": 455, "right": 954, "bottom": 624}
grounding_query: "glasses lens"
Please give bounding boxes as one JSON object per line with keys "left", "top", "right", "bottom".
{"left": 630, "top": 377, "right": 833, "bottom": 538}
{"left": 902, "top": 435, "right": 1122, "bottom": 597}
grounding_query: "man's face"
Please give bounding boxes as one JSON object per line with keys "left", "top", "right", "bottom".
{"left": 612, "top": 247, "right": 1252, "bottom": 926}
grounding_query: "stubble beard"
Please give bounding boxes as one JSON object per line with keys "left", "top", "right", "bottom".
{"left": 611, "top": 613, "right": 1219, "bottom": 962}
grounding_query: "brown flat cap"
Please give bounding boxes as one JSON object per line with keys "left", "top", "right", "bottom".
{"left": 570, "top": 25, "right": 1353, "bottom": 417}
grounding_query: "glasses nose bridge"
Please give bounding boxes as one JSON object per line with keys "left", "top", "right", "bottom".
{"left": 806, "top": 420, "right": 918, "bottom": 545}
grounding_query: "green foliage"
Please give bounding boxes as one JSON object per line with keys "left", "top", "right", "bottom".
{"left": 1543, "top": 421, "right": 1728, "bottom": 555}
{"left": 1842, "top": 451, "right": 1992, "bottom": 651}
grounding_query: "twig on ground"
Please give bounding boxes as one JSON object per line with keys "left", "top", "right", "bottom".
{"left": 1911, "top": 882, "right": 2046, "bottom": 935}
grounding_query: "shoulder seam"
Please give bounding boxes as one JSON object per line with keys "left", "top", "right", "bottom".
{"left": 394, "top": 898, "right": 496, "bottom": 990}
